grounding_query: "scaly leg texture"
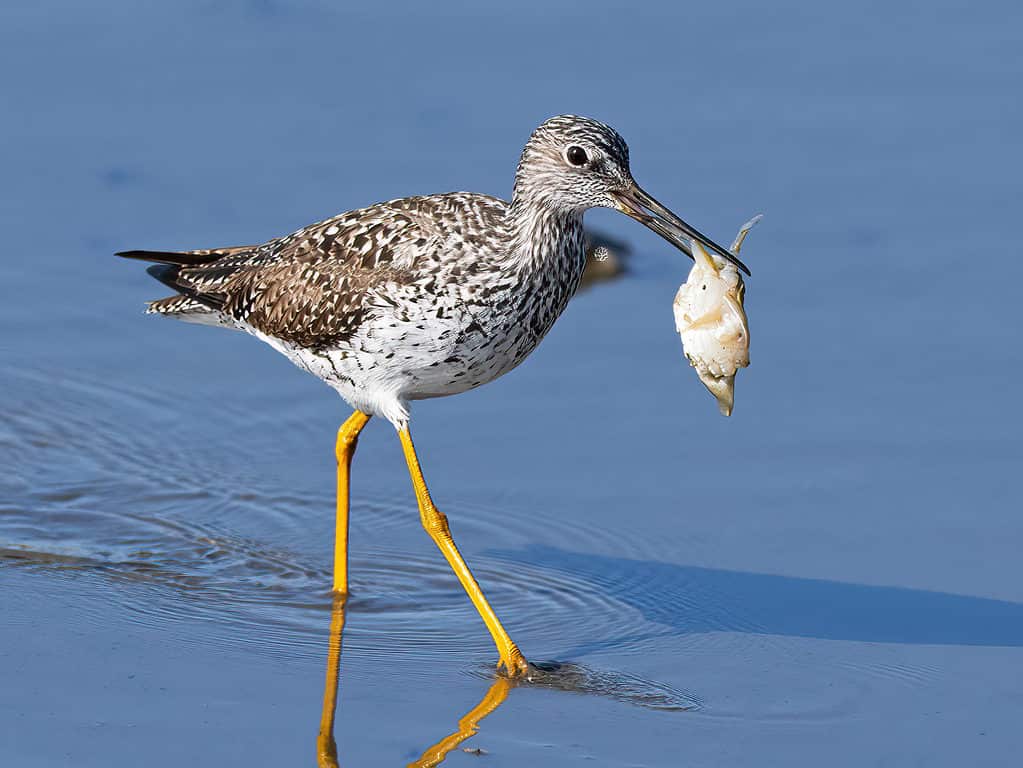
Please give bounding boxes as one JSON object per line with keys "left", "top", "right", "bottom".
{"left": 398, "top": 425, "right": 529, "bottom": 677}
{"left": 333, "top": 410, "right": 370, "bottom": 594}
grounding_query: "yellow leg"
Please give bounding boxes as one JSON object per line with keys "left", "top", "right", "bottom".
{"left": 398, "top": 425, "right": 529, "bottom": 677}
{"left": 316, "top": 594, "right": 347, "bottom": 768}
{"left": 334, "top": 410, "right": 371, "bottom": 594}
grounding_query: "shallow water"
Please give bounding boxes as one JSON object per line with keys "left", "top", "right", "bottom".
{"left": 3, "top": 1, "right": 1023, "bottom": 765}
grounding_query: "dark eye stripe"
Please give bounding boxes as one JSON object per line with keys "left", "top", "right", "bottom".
{"left": 566, "top": 145, "right": 588, "bottom": 166}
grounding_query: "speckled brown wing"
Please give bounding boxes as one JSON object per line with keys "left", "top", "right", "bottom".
{"left": 164, "top": 199, "right": 449, "bottom": 349}
{"left": 216, "top": 254, "right": 413, "bottom": 349}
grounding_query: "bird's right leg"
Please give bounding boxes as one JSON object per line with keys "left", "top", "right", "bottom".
{"left": 397, "top": 425, "right": 529, "bottom": 677}
{"left": 333, "top": 410, "right": 370, "bottom": 594}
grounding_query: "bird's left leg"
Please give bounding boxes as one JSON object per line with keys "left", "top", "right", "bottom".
{"left": 398, "top": 425, "right": 529, "bottom": 677}
{"left": 333, "top": 410, "right": 370, "bottom": 594}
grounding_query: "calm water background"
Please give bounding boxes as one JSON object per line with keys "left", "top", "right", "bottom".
{"left": 3, "top": 1, "right": 1023, "bottom": 766}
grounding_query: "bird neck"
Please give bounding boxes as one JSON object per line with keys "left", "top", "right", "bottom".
{"left": 504, "top": 196, "right": 586, "bottom": 278}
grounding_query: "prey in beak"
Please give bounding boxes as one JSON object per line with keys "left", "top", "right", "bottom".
{"left": 612, "top": 184, "right": 751, "bottom": 276}
{"left": 672, "top": 214, "right": 762, "bottom": 416}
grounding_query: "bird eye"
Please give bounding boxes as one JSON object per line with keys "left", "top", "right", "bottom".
{"left": 565, "top": 145, "right": 588, "bottom": 166}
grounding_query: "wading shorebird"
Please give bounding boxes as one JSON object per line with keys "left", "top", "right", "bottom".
{"left": 118, "top": 115, "right": 749, "bottom": 677}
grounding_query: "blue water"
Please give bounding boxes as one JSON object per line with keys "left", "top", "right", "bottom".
{"left": 3, "top": 1, "right": 1023, "bottom": 766}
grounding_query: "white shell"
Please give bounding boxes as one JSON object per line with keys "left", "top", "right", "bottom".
{"left": 673, "top": 216, "right": 760, "bottom": 416}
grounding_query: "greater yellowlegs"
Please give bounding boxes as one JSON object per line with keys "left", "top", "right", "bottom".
{"left": 118, "top": 115, "right": 748, "bottom": 677}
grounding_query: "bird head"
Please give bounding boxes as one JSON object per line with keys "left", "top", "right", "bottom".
{"left": 514, "top": 115, "right": 749, "bottom": 275}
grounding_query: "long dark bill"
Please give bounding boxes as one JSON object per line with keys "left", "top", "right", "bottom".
{"left": 612, "top": 184, "right": 751, "bottom": 275}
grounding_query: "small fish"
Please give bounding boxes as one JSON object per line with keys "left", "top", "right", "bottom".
{"left": 673, "top": 215, "right": 762, "bottom": 416}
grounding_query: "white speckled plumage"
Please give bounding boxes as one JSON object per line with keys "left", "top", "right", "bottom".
{"left": 242, "top": 191, "right": 586, "bottom": 426}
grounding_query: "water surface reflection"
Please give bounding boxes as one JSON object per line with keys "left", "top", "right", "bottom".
{"left": 316, "top": 594, "right": 511, "bottom": 768}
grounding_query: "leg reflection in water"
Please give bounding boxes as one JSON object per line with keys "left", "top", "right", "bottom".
{"left": 316, "top": 594, "right": 512, "bottom": 768}
{"left": 405, "top": 677, "right": 511, "bottom": 768}
{"left": 316, "top": 594, "right": 348, "bottom": 768}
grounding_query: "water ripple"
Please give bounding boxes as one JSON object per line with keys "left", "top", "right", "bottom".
{"left": 0, "top": 368, "right": 659, "bottom": 683}
{"left": 3, "top": 366, "right": 939, "bottom": 723}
